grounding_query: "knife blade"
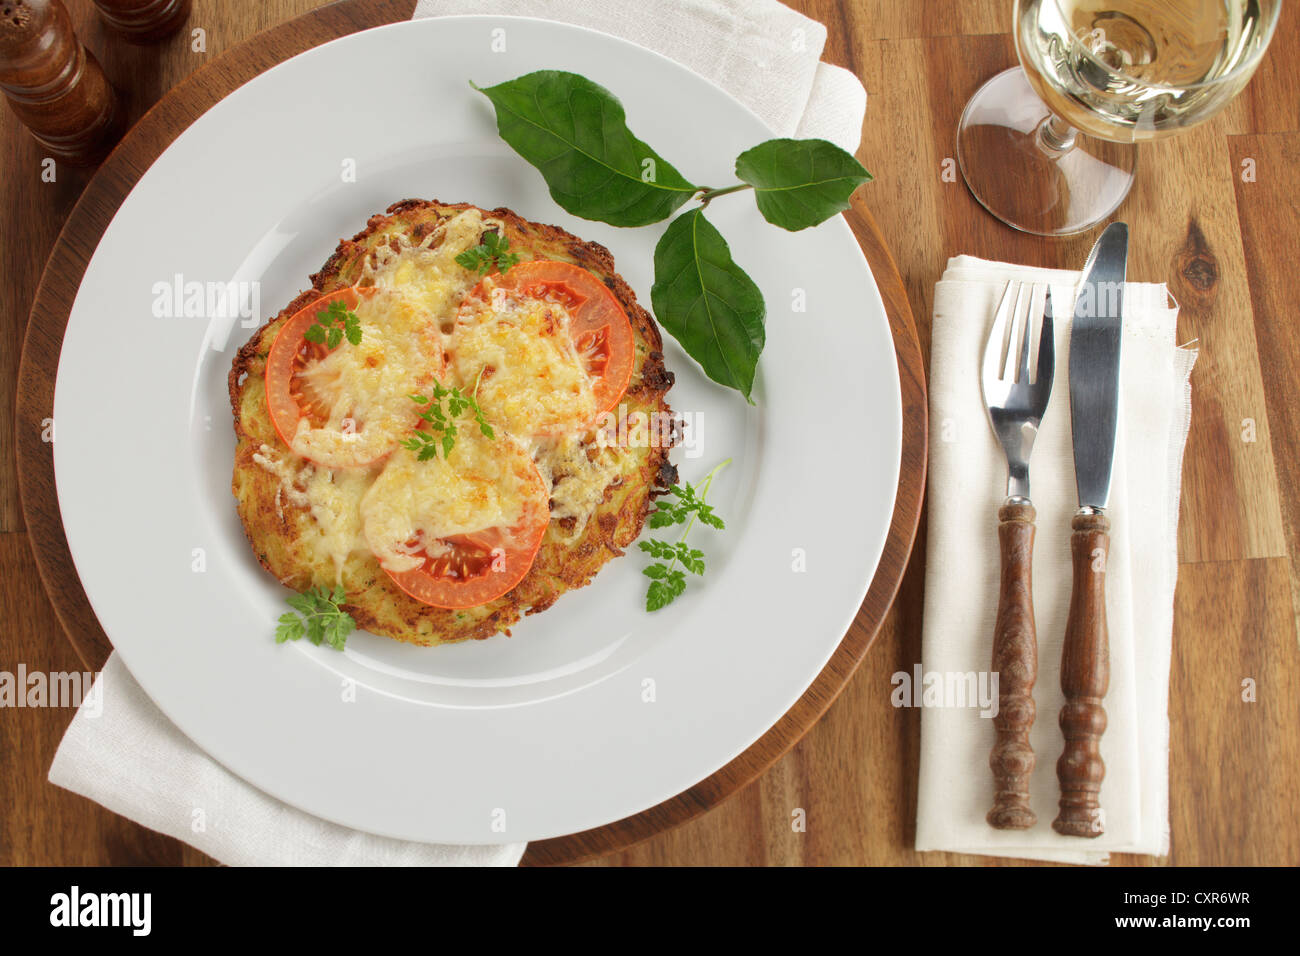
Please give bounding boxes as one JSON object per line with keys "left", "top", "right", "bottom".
{"left": 1054, "top": 221, "right": 1127, "bottom": 839}
{"left": 1068, "top": 222, "right": 1127, "bottom": 510}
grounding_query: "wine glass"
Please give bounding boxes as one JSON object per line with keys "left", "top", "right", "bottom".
{"left": 957, "top": 0, "right": 1282, "bottom": 236}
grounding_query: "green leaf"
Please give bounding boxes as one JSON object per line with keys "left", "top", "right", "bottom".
{"left": 322, "top": 615, "right": 351, "bottom": 651}
{"left": 275, "top": 613, "right": 304, "bottom": 644}
{"left": 303, "top": 324, "right": 325, "bottom": 345}
{"left": 638, "top": 539, "right": 676, "bottom": 560}
{"left": 276, "top": 586, "right": 356, "bottom": 650}
{"left": 651, "top": 208, "right": 765, "bottom": 401}
{"left": 647, "top": 508, "right": 680, "bottom": 529}
{"left": 734, "top": 138, "right": 872, "bottom": 232}
{"left": 696, "top": 507, "right": 725, "bottom": 530}
{"left": 676, "top": 543, "right": 706, "bottom": 575}
{"left": 473, "top": 71, "right": 698, "bottom": 227}
{"left": 646, "top": 569, "right": 688, "bottom": 611}
{"left": 455, "top": 248, "right": 486, "bottom": 274}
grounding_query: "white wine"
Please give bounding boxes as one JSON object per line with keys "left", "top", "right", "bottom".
{"left": 1016, "top": 0, "right": 1278, "bottom": 142}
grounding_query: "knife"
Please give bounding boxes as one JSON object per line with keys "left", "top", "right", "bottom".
{"left": 1054, "top": 221, "right": 1127, "bottom": 838}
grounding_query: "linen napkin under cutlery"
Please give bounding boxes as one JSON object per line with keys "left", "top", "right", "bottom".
{"left": 915, "top": 256, "right": 1196, "bottom": 864}
{"left": 48, "top": 0, "right": 867, "bottom": 867}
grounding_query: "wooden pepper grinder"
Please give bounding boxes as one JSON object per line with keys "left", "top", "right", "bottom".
{"left": 92, "top": 0, "right": 191, "bottom": 44}
{"left": 0, "top": 0, "right": 118, "bottom": 165}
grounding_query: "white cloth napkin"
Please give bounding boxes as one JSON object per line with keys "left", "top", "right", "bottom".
{"left": 915, "top": 256, "right": 1196, "bottom": 864}
{"left": 413, "top": 0, "right": 867, "bottom": 153}
{"left": 49, "top": 0, "right": 867, "bottom": 866}
{"left": 50, "top": 655, "right": 524, "bottom": 866}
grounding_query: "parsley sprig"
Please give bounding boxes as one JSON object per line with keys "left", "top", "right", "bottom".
{"left": 304, "top": 299, "right": 363, "bottom": 349}
{"left": 401, "top": 379, "right": 495, "bottom": 460}
{"left": 455, "top": 230, "right": 522, "bottom": 276}
{"left": 638, "top": 459, "right": 729, "bottom": 611}
{"left": 276, "top": 585, "right": 356, "bottom": 650}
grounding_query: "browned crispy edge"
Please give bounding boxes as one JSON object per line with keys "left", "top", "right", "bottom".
{"left": 228, "top": 199, "right": 678, "bottom": 645}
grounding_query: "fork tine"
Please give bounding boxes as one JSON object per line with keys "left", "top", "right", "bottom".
{"left": 1004, "top": 283, "right": 1029, "bottom": 382}
{"left": 1037, "top": 288, "right": 1056, "bottom": 388}
{"left": 983, "top": 280, "right": 1016, "bottom": 385}
{"left": 1017, "top": 284, "right": 1035, "bottom": 385}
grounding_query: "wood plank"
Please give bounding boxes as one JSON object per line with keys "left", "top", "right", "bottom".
{"left": 1167, "top": 558, "right": 1300, "bottom": 864}
{"left": 825, "top": 0, "right": 1006, "bottom": 42}
{"left": 0, "top": 0, "right": 355, "bottom": 869}
{"left": 0, "top": 532, "right": 213, "bottom": 864}
{"left": 1229, "top": 0, "right": 1299, "bottom": 136}
{"left": 1137, "top": 125, "right": 1288, "bottom": 563}
{"left": 9, "top": 0, "right": 925, "bottom": 866}
{"left": 1230, "top": 131, "right": 1300, "bottom": 644}
{"left": 3, "top": 0, "right": 1299, "bottom": 868}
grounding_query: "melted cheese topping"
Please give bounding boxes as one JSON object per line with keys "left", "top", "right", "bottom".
{"left": 299, "top": 466, "right": 375, "bottom": 577}
{"left": 290, "top": 210, "right": 494, "bottom": 466}
{"left": 531, "top": 434, "right": 625, "bottom": 541}
{"left": 452, "top": 287, "right": 598, "bottom": 436}
{"left": 291, "top": 289, "right": 438, "bottom": 464}
{"left": 255, "top": 208, "right": 632, "bottom": 588}
{"left": 360, "top": 431, "right": 535, "bottom": 574}
{"left": 254, "top": 444, "right": 374, "bottom": 582}
{"left": 364, "top": 208, "right": 491, "bottom": 320}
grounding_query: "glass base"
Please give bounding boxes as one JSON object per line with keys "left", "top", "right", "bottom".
{"left": 957, "top": 68, "right": 1136, "bottom": 237}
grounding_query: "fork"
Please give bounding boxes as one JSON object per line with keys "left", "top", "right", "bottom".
{"left": 981, "top": 280, "right": 1055, "bottom": 830}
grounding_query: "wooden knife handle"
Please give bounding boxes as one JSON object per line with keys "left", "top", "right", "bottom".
{"left": 987, "top": 500, "right": 1038, "bottom": 829}
{"left": 1053, "top": 511, "right": 1111, "bottom": 837}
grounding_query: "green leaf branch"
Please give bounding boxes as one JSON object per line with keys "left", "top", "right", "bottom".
{"left": 472, "top": 70, "right": 872, "bottom": 403}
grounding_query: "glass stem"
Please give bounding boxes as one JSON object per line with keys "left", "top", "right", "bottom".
{"left": 1036, "top": 114, "right": 1078, "bottom": 157}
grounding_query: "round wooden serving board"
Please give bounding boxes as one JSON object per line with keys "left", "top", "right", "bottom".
{"left": 15, "top": 0, "right": 927, "bottom": 866}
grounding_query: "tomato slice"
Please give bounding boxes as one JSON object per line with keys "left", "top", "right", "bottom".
{"left": 362, "top": 435, "right": 550, "bottom": 609}
{"left": 454, "top": 260, "right": 635, "bottom": 436}
{"left": 265, "top": 286, "right": 443, "bottom": 469}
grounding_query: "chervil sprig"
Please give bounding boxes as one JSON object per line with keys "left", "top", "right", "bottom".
{"left": 276, "top": 585, "right": 355, "bottom": 651}
{"left": 455, "top": 230, "right": 522, "bottom": 276}
{"left": 401, "top": 380, "right": 495, "bottom": 460}
{"left": 647, "top": 480, "right": 726, "bottom": 531}
{"left": 638, "top": 459, "right": 729, "bottom": 611}
{"left": 304, "top": 299, "right": 362, "bottom": 349}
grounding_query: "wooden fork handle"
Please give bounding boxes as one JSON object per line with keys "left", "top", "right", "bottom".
{"left": 987, "top": 500, "right": 1038, "bottom": 829}
{"left": 1053, "top": 511, "right": 1111, "bottom": 837}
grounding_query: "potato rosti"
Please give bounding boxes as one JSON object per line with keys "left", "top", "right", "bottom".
{"left": 229, "top": 199, "right": 677, "bottom": 646}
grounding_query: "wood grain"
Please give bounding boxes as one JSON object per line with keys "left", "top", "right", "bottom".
{"left": 3, "top": 0, "right": 1299, "bottom": 867}
{"left": 987, "top": 500, "right": 1037, "bottom": 830}
{"left": 0, "top": 0, "right": 120, "bottom": 165}
{"left": 91, "top": 0, "right": 193, "bottom": 45}
{"left": 1230, "top": 131, "right": 1300, "bottom": 663}
{"left": 9, "top": 0, "right": 928, "bottom": 867}
{"left": 1053, "top": 511, "right": 1110, "bottom": 838}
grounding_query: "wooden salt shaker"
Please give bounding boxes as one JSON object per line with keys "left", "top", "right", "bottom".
{"left": 0, "top": 0, "right": 118, "bottom": 165}
{"left": 92, "top": 0, "right": 190, "bottom": 44}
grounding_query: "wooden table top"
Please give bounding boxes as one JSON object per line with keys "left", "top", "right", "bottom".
{"left": 2, "top": 0, "right": 1297, "bottom": 866}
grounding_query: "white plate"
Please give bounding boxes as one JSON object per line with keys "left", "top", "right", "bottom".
{"left": 53, "top": 16, "right": 900, "bottom": 844}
